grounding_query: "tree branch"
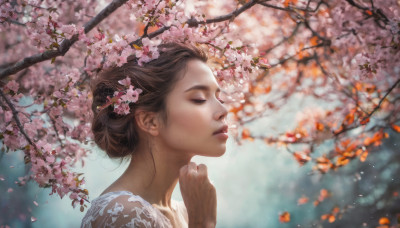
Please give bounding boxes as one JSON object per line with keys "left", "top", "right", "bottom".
{"left": 0, "top": 0, "right": 129, "bottom": 80}
{"left": 361, "top": 78, "right": 400, "bottom": 122}
{"left": 345, "top": 0, "right": 389, "bottom": 25}
{"left": 259, "top": 0, "right": 326, "bottom": 13}
{"left": 264, "top": 22, "right": 301, "bottom": 54}
{"left": 131, "top": 0, "right": 259, "bottom": 45}
{"left": 0, "top": 89, "right": 38, "bottom": 151}
{"left": 269, "top": 43, "right": 327, "bottom": 68}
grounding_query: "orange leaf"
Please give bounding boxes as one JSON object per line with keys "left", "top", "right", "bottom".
{"left": 355, "top": 82, "right": 363, "bottom": 91}
{"left": 336, "top": 156, "right": 349, "bottom": 166}
{"left": 328, "top": 215, "right": 336, "bottom": 223}
{"left": 315, "top": 156, "right": 332, "bottom": 173}
{"left": 391, "top": 124, "right": 400, "bottom": 133}
{"left": 360, "top": 150, "right": 368, "bottom": 162}
{"left": 365, "top": 84, "right": 376, "bottom": 93}
{"left": 264, "top": 85, "right": 272, "bottom": 94}
{"left": 229, "top": 104, "right": 244, "bottom": 114}
{"left": 279, "top": 211, "right": 291, "bottom": 223}
{"left": 321, "top": 214, "right": 329, "bottom": 220}
{"left": 379, "top": 217, "right": 390, "bottom": 225}
{"left": 297, "top": 196, "right": 309, "bottom": 205}
{"left": 332, "top": 207, "right": 340, "bottom": 214}
{"left": 340, "top": 139, "right": 351, "bottom": 147}
{"left": 315, "top": 122, "right": 324, "bottom": 131}
{"left": 293, "top": 151, "right": 311, "bottom": 166}
{"left": 364, "top": 137, "right": 372, "bottom": 146}
{"left": 283, "top": 0, "right": 298, "bottom": 7}
{"left": 320, "top": 189, "right": 329, "bottom": 198}
{"left": 242, "top": 128, "right": 253, "bottom": 141}
{"left": 333, "top": 124, "right": 344, "bottom": 134}
{"left": 297, "top": 42, "right": 304, "bottom": 59}
{"left": 360, "top": 117, "right": 370, "bottom": 125}
{"left": 317, "top": 189, "right": 331, "bottom": 203}
{"left": 137, "top": 23, "right": 159, "bottom": 36}
{"left": 310, "top": 36, "right": 318, "bottom": 46}
{"left": 344, "top": 113, "right": 354, "bottom": 125}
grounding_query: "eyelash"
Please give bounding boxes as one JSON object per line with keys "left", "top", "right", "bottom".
{"left": 192, "top": 99, "right": 206, "bottom": 104}
{"left": 192, "top": 99, "right": 225, "bottom": 104}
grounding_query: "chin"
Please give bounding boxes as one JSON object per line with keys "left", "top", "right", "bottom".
{"left": 192, "top": 143, "right": 227, "bottom": 157}
{"left": 208, "top": 147, "right": 226, "bottom": 157}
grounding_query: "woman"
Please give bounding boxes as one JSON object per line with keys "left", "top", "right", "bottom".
{"left": 81, "top": 42, "right": 229, "bottom": 228}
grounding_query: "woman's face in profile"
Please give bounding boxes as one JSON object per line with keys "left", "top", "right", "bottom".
{"left": 159, "top": 59, "right": 228, "bottom": 157}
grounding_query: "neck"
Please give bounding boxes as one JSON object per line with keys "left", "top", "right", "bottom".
{"left": 116, "top": 142, "right": 192, "bottom": 210}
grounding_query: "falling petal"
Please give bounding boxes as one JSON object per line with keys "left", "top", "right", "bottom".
{"left": 31, "top": 216, "right": 37, "bottom": 222}
{"left": 7, "top": 188, "right": 13, "bottom": 193}
{"left": 279, "top": 211, "right": 290, "bottom": 223}
{"left": 379, "top": 217, "right": 390, "bottom": 225}
{"left": 33, "top": 201, "right": 39, "bottom": 206}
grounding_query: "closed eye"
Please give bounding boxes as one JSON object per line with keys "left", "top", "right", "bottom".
{"left": 192, "top": 99, "right": 206, "bottom": 104}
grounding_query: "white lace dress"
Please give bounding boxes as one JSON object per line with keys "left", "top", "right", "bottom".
{"left": 80, "top": 191, "right": 188, "bottom": 228}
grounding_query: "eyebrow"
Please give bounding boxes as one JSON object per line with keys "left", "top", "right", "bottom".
{"left": 184, "top": 85, "right": 221, "bottom": 93}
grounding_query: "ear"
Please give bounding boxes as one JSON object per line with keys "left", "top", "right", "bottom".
{"left": 134, "top": 110, "right": 161, "bottom": 137}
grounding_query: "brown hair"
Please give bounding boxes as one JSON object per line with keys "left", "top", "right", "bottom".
{"left": 91, "top": 42, "right": 208, "bottom": 160}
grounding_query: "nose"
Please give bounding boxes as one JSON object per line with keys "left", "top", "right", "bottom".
{"left": 214, "top": 101, "right": 228, "bottom": 121}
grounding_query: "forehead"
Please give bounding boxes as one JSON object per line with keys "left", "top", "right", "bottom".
{"left": 174, "top": 59, "right": 219, "bottom": 92}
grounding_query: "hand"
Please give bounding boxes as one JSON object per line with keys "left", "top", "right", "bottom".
{"left": 179, "top": 162, "right": 217, "bottom": 228}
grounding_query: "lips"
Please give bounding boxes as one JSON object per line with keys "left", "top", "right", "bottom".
{"left": 213, "top": 125, "right": 228, "bottom": 135}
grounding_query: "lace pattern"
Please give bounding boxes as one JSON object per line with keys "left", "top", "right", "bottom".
{"left": 80, "top": 191, "right": 188, "bottom": 228}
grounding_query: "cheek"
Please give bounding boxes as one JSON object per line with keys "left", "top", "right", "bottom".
{"left": 170, "top": 105, "right": 208, "bottom": 136}
{"left": 162, "top": 104, "right": 211, "bottom": 148}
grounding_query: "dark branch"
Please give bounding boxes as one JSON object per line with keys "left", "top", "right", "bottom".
{"left": 0, "top": 89, "right": 38, "bottom": 151}
{"left": 202, "top": 0, "right": 259, "bottom": 24}
{"left": 345, "top": 0, "right": 389, "bottom": 25}
{"left": 361, "top": 79, "right": 400, "bottom": 121}
{"left": 264, "top": 22, "right": 301, "bottom": 54}
{"left": 269, "top": 43, "right": 327, "bottom": 68}
{"left": 0, "top": 0, "right": 129, "bottom": 80}
{"left": 132, "top": 0, "right": 259, "bottom": 46}
{"left": 259, "top": 0, "right": 326, "bottom": 13}
{"left": 333, "top": 79, "right": 400, "bottom": 136}
{"left": 142, "top": 0, "right": 163, "bottom": 37}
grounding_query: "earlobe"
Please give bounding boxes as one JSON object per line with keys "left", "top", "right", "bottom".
{"left": 135, "top": 110, "right": 160, "bottom": 136}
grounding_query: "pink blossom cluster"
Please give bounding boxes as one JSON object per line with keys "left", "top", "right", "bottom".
{"left": 0, "top": 1, "right": 19, "bottom": 23}
{"left": 28, "top": 140, "right": 88, "bottom": 208}
{"left": 326, "top": 0, "right": 400, "bottom": 82}
{"left": 98, "top": 77, "right": 143, "bottom": 115}
{"left": 0, "top": 80, "right": 89, "bottom": 208}
{"left": 25, "top": 12, "right": 83, "bottom": 51}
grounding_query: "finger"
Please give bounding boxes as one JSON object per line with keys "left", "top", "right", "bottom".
{"left": 188, "top": 162, "right": 197, "bottom": 172}
{"left": 179, "top": 165, "right": 188, "bottom": 176}
{"left": 197, "top": 163, "right": 208, "bottom": 177}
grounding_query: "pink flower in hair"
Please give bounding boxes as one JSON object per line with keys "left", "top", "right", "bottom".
{"left": 97, "top": 77, "right": 143, "bottom": 115}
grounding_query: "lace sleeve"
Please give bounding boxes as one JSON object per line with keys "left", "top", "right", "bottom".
{"left": 81, "top": 193, "right": 173, "bottom": 228}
